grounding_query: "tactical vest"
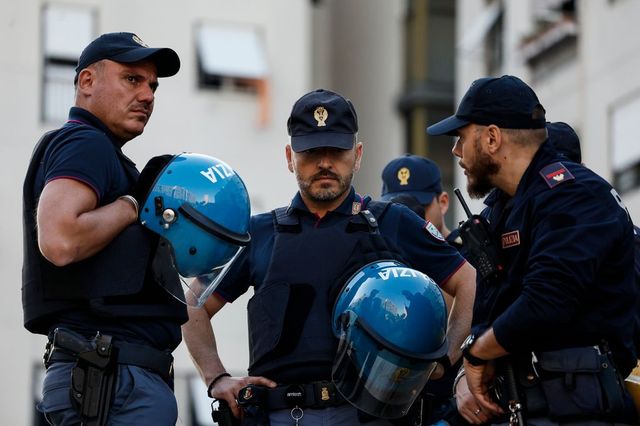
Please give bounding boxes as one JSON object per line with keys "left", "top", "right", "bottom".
{"left": 22, "top": 127, "right": 185, "bottom": 335}
{"left": 247, "top": 200, "right": 409, "bottom": 383}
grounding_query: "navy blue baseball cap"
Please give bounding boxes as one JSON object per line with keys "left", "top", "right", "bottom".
{"left": 547, "top": 122, "right": 581, "bottom": 163}
{"left": 75, "top": 32, "right": 180, "bottom": 81}
{"left": 427, "top": 75, "right": 546, "bottom": 136}
{"left": 381, "top": 155, "right": 443, "bottom": 205}
{"left": 287, "top": 89, "right": 358, "bottom": 153}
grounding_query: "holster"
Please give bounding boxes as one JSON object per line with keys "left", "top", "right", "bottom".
{"left": 211, "top": 399, "right": 242, "bottom": 426}
{"left": 49, "top": 328, "right": 117, "bottom": 426}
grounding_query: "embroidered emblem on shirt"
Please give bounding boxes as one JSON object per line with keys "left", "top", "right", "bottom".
{"left": 424, "top": 220, "right": 445, "bottom": 242}
{"left": 539, "top": 162, "right": 575, "bottom": 189}
{"left": 314, "top": 106, "right": 328, "bottom": 127}
{"left": 351, "top": 202, "right": 361, "bottom": 215}
{"left": 501, "top": 230, "right": 520, "bottom": 249}
{"left": 397, "top": 167, "right": 410, "bottom": 185}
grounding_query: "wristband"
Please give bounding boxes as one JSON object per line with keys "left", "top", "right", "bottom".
{"left": 207, "top": 372, "right": 231, "bottom": 397}
{"left": 118, "top": 195, "right": 139, "bottom": 217}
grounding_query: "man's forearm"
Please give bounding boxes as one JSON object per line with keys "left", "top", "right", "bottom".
{"left": 183, "top": 305, "right": 227, "bottom": 385}
{"left": 443, "top": 262, "right": 476, "bottom": 363}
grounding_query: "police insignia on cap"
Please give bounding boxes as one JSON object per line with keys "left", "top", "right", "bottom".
{"left": 314, "top": 106, "right": 328, "bottom": 127}
{"left": 424, "top": 221, "right": 445, "bottom": 242}
{"left": 539, "top": 162, "right": 574, "bottom": 189}
{"left": 397, "top": 167, "right": 410, "bottom": 185}
{"left": 131, "top": 34, "right": 148, "bottom": 47}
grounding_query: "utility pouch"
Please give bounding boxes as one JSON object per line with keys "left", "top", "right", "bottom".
{"left": 51, "top": 328, "right": 116, "bottom": 426}
{"left": 535, "top": 346, "right": 607, "bottom": 419}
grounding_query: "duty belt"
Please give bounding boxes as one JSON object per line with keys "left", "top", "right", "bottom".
{"left": 44, "top": 338, "right": 174, "bottom": 384}
{"left": 238, "top": 381, "right": 345, "bottom": 411}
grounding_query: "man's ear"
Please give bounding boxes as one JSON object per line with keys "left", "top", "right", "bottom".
{"left": 438, "top": 192, "right": 450, "bottom": 216}
{"left": 486, "top": 125, "right": 503, "bottom": 154}
{"left": 353, "top": 142, "right": 363, "bottom": 172}
{"left": 76, "top": 68, "right": 94, "bottom": 93}
{"left": 285, "top": 144, "right": 294, "bottom": 173}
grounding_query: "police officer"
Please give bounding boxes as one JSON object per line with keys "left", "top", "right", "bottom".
{"left": 23, "top": 33, "right": 187, "bottom": 424}
{"left": 380, "top": 155, "right": 464, "bottom": 423}
{"left": 183, "top": 89, "right": 477, "bottom": 425}
{"left": 428, "top": 75, "right": 639, "bottom": 425}
{"left": 381, "top": 155, "right": 461, "bottom": 250}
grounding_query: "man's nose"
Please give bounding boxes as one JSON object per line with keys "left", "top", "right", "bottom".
{"left": 452, "top": 140, "right": 462, "bottom": 158}
{"left": 138, "top": 85, "right": 155, "bottom": 104}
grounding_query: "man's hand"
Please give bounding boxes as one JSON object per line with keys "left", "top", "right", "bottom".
{"left": 209, "top": 375, "right": 277, "bottom": 419}
{"left": 455, "top": 372, "right": 493, "bottom": 424}
{"left": 463, "top": 361, "right": 503, "bottom": 418}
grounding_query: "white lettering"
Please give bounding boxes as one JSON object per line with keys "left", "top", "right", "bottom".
{"left": 217, "top": 163, "right": 235, "bottom": 178}
{"left": 200, "top": 164, "right": 235, "bottom": 184}
{"left": 200, "top": 168, "right": 218, "bottom": 184}
{"left": 378, "top": 267, "right": 425, "bottom": 281}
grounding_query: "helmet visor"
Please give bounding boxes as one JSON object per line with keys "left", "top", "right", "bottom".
{"left": 152, "top": 237, "right": 244, "bottom": 307}
{"left": 183, "top": 246, "right": 244, "bottom": 307}
{"left": 332, "top": 322, "right": 437, "bottom": 419}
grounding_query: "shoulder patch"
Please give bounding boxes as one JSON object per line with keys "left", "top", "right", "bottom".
{"left": 424, "top": 220, "right": 445, "bottom": 242}
{"left": 539, "top": 162, "right": 575, "bottom": 189}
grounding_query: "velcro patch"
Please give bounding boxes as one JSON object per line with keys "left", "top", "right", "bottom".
{"left": 539, "top": 162, "right": 575, "bottom": 188}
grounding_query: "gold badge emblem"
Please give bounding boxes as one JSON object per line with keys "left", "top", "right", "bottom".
{"left": 314, "top": 106, "right": 328, "bottom": 127}
{"left": 131, "top": 34, "right": 148, "bottom": 47}
{"left": 397, "top": 167, "right": 410, "bottom": 185}
{"left": 321, "top": 387, "right": 330, "bottom": 401}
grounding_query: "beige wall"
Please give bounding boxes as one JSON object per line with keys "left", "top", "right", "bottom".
{"left": 1, "top": 1, "right": 409, "bottom": 424}
{"left": 1, "top": 1, "right": 311, "bottom": 424}
{"left": 453, "top": 0, "right": 640, "bottom": 223}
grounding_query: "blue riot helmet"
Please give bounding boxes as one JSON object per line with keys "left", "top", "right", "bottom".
{"left": 139, "top": 153, "right": 251, "bottom": 307}
{"left": 331, "top": 260, "right": 448, "bottom": 419}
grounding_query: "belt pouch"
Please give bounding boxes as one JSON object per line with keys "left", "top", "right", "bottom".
{"left": 536, "top": 347, "right": 603, "bottom": 419}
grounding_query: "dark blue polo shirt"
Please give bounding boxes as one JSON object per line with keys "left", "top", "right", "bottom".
{"left": 37, "top": 107, "right": 133, "bottom": 204}
{"left": 215, "top": 188, "right": 466, "bottom": 303}
{"left": 36, "top": 107, "right": 182, "bottom": 350}
{"left": 478, "top": 141, "right": 638, "bottom": 375}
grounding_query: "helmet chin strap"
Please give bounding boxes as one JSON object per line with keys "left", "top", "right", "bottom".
{"left": 178, "top": 203, "right": 251, "bottom": 246}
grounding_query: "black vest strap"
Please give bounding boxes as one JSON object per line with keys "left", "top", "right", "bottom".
{"left": 273, "top": 207, "right": 301, "bottom": 233}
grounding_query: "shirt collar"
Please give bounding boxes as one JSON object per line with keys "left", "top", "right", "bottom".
{"left": 287, "top": 187, "right": 362, "bottom": 216}
{"left": 67, "top": 107, "right": 125, "bottom": 147}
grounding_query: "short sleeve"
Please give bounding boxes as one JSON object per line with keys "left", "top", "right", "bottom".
{"left": 381, "top": 204, "right": 466, "bottom": 285}
{"left": 43, "top": 128, "right": 120, "bottom": 203}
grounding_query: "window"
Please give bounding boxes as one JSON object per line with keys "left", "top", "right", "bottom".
{"left": 521, "top": 0, "right": 577, "bottom": 80}
{"left": 42, "top": 5, "right": 94, "bottom": 123}
{"left": 611, "top": 94, "right": 640, "bottom": 193}
{"left": 195, "top": 23, "right": 268, "bottom": 90}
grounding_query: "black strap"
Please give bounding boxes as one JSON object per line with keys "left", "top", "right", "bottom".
{"left": 272, "top": 207, "right": 301, "bottom": 233}
{"left": 265, "top": 381, "right": 344, "bottom": 410}
{"left": 47, "top": 341, "right": 174, "bottom": 383}
{"left": 179, "top": 203, "right": 251, "bottom": 246}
